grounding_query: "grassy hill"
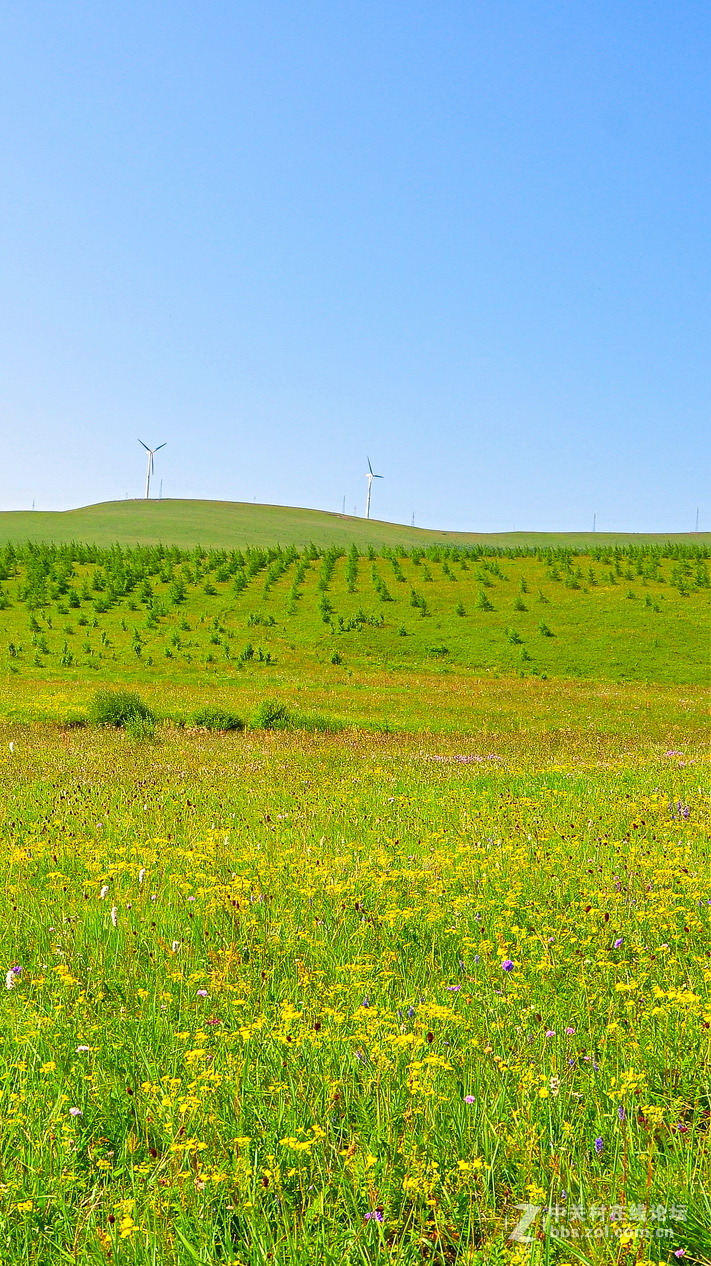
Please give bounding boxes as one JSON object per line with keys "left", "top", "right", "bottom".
{"left": 0, "top": 498, "right": 707, "bottom": 550}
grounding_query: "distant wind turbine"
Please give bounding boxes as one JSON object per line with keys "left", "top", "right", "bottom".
{"left": 364, "top": 457, "right": 383, "bottom": 519}
{"left": 138, "top": 440, "right": 166, "bottom": 499}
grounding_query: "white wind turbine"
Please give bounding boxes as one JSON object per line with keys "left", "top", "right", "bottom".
{"left": 364, "top": 457, "right": 383, "bottom": 519}
{"left": 138, "top": 440, "right": 166, "bottom": 499}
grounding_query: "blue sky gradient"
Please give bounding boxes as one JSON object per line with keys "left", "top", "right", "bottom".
{"left": 1, "top": 1, "right": 708, "bottom": 531}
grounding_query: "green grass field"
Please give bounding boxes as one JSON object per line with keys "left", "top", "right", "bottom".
{"left": 0, "top": 524, "right": 708, "bottom": 1264}
{"left": 0, "top": 539, "right": 708, "bottom": 729}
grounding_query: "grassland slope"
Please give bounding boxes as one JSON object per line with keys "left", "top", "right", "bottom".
{"left": 1, "top": 498, "right": 707, "bottom": 550}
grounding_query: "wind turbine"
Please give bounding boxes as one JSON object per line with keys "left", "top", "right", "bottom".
{"left": 364, "top": 457, "right": 383, "bottom": 519}
{"left": 138, "top": 440, "right": 166, "bottom": 499}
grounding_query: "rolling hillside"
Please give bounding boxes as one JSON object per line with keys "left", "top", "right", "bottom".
{"left": 0, "top": 498, "right": 706, "bottom": 550}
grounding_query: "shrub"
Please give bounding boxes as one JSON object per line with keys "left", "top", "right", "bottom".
{"left": 252, "top": 700, "right": 342, "bottom": 733}
{"left": 88, "top": 690, "right": 156, "bottom": 728}
{"left": 192, "top": 707, "right": 244, "bottom": 732}
{"left": 253, "top": 700, "right": 292, "bottom": 730}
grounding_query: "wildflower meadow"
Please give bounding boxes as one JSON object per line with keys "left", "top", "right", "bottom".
{"left": 0, "top": 536, "right": 708, "bottom": 1264}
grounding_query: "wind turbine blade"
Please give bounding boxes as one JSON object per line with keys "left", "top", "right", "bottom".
{"left": 155, "top": 443, "right": 166, "bottom": 451}
{"left": 138, "top": 439, "right": 150, "bottom": 451}
{"left": 367, "top": 457, "right": 373, "bottom": 474}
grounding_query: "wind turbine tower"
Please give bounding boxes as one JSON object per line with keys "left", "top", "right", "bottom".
{"left": 364, "top": 457, "right": 383, "bottom": 519}
{"left": 138, "top": 440, "right": 166, "bottom": 499}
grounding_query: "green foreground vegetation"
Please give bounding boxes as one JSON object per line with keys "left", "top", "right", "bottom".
{"left": 0, "top": 534, "right": 708, "bottom": 1264}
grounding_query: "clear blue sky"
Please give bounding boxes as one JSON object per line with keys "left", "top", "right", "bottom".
{"left": 1, "top": 1, "right": 708, "bottom": 531}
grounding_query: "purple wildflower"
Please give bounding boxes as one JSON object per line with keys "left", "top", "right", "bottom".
{"left": 501, "top": 959, "right": 514, "bottom": 972}
{"left": 613, "top": 938, "right": 624, "bottom": 948}
{"left": 545, "top": 1030, "right": 556, "bottom": 1037}
{"left": 365, "top": 1209, "right": 384, "bottom": 1222}
{"left": 68, "top": 1107, "right": 83, "bottom": 1117}
{"left": 196, "top": 989, "right": 208, "bottom": 998}
{"left": 673, "top": 1250, "right": 685, "bottom": 1258}
{"left": 594, "top": 1137, "right": 604, "bottom": 1155}
{"left": 565, "top": 1027, "right": 575, "bottom": 1035}
{"left": 618, "top": 1105, "right": 626, "bottom": 1121}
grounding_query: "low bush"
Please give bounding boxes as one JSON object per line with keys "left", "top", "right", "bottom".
{"left": 253, "top": 699, "right": 292, "bottom": 730}
{"left": 252, "top": 699, "right": 343, "bottom": 733}
{"left": 192, "top": 706, "right": 244, "bottom": 732}
{"left": 88, "top": 690, "right": 156, "bottom": 728}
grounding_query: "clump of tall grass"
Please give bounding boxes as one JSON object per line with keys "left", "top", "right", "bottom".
{"left": 192, "top": 706, "right": 244, "bottom": 732}
{"left": 253, "top": 699, "right": 292, "bottom": 730}
{"left": 88, "top": 689, "right": 156, "bottom": 729}
{"left": 253, "top": 699, "right": 343, "bottom": 733}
